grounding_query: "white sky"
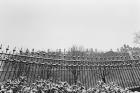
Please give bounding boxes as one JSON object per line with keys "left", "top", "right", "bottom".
{"left": 0, "top": 0, "right": 140, "bottom": 51}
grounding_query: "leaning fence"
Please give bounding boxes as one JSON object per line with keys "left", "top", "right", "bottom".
{"left": 0, "top": 46, "right": 140, "bottom": 89}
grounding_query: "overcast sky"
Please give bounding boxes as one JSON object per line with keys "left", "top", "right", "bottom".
{"left": 0, "top": 0, "right": 140, "bottom": 51}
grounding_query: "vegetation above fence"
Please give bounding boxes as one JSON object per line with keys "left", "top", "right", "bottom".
{"left": 0, "top": 44, "right": 140, "bottom": 63}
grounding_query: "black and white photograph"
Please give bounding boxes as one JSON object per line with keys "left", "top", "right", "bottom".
{"left": 0, "top": 0, "right": 140, "bottom": 93}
